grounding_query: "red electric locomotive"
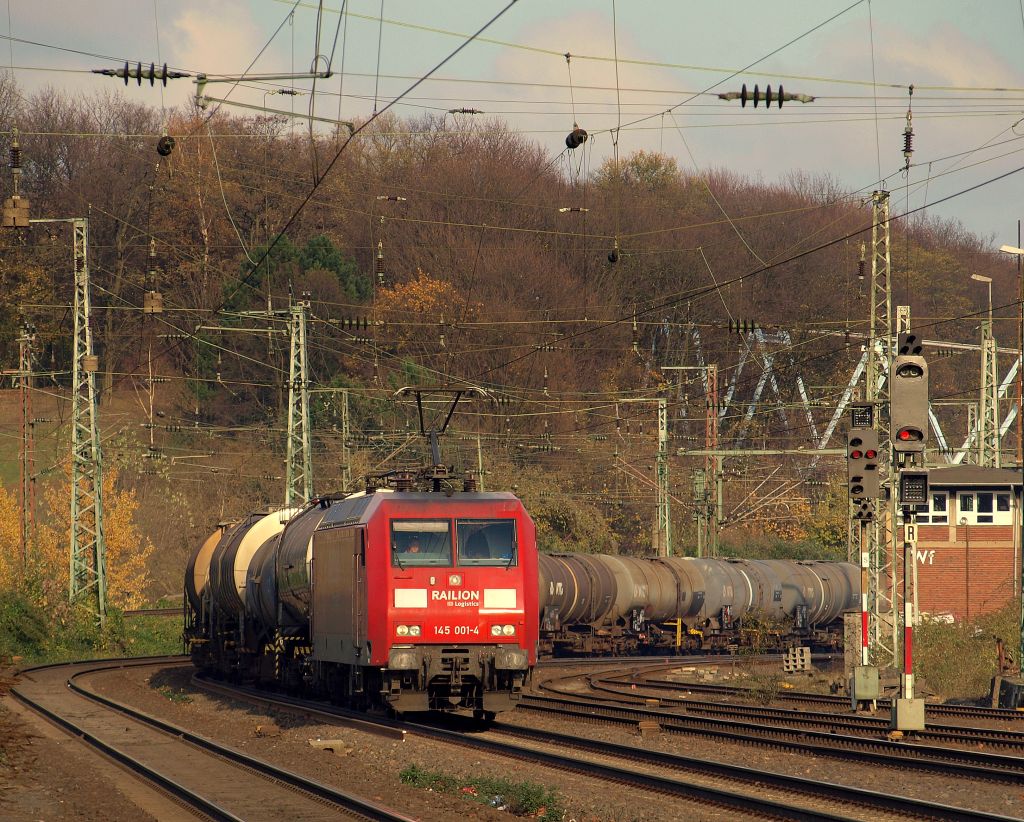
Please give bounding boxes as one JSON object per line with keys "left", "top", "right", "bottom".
{"left": 186, "top": 387, "right": 538, "bottom": 718}
{"left": 308, "top": 481, "right": 538, "bottom": 716}
{"left": 186, "top": 473, "right": 538, "bottom": 719}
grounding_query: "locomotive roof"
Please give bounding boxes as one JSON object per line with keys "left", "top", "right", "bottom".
{"left": 316, "top": 489, "right": 523, "bottom": 530}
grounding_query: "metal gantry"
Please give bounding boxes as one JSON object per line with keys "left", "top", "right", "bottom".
{"left": 979, "top": 319, "right": 1000, "bottom": 467}
{"left": 66, "top": 218, "right": 107, "bottom": 620}
{"left": 14, "top": 322, "right": 35, "bottom": 563}
{"left": 285, "top": 296, "right": 313, "bottom": 505}
{"left": 664, "top": 364, "right": 720, "bottom": 556}
{"left": 656, "top": 396, "right": 671, "bottom": 557}
{"left": 866, "top": 191, "right": 896, "bottom": 669}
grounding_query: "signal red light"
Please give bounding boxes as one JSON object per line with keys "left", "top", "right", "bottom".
{"left": 865, "top": 449, "right": 877, "bottom": 459}
{"left": 850, "top": 449, "right": 862, "bottom": 459}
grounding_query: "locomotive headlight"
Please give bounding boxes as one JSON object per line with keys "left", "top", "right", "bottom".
{"left": 408, "top": 625, "right": 422, "bottom": 637}
{"left": 396, "top": 624, "right": 410, "bottom": 636}
{"left": 502, "top": 624, "right": 516, "bottom": 636}
{"left": 490, "top": 624, "right": 503, "bottom": 636}
{"left": 448, "top": 574, "right": 462, "bottom": 586}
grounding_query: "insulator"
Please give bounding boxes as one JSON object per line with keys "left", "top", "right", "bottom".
{"left": 157, "top": 135, "right": 175, "bottom": 156}
{"left": 777, "top": 84, "right": 784, "bottom": 109}
{"left": 608, "top": 238, "right": 620, "bottom": 264}
{"left": 9, "top": 142, "right": 20, "bottom": 170}
{"left": 375, "top": 241, "right": 385, "bottom": 285}
{"left": 565, "top": 126, "right": 588, "bottom": 149}
{"left": 765, "top": 85, "right": 773, "bottom": 107}
{"left": 740, "top": 83, "right": 748, "bottom": 108}
{"left": 903, "top": 126, "right": 913, "bottom": 158}
{"left": 857, "top": 259, "right": 865, "bottom": 281}
{"left": 753, "top": 84, "right": 760, "bottom": 108}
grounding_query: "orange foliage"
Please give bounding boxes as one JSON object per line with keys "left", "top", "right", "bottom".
{"left": 378, "top": 268, "right": 477, "bottom": 347}
{"left": 0, "top": 466, "right": 154, "bottom": 610}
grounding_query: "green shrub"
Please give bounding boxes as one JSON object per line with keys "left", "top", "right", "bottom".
{"left": 0, "top": 587, "right": 183, "bottom": 664}
{"left": 0, "top": 590, "right": 49, "bottom": 659}
{"left": 913, "top": 599, "right": 1022, "bottom": 701}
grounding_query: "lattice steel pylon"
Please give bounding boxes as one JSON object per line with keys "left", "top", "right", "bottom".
{"left": 284, "top": 296, "right": 313, "bottom": 505}
{"left": 865, "top": 191, "right": 896, "bottom": 669}
{"left": 979, "top": 320, "right": 1000, "bottom": 467}
{"left": 17, "top": 321, "right": 35, "bottom": 564}
{"left": 67, "top": 218, "right": 106, "bottom": 621}
{"left": 656, "top": 396, "right": 671, "bottom": 557}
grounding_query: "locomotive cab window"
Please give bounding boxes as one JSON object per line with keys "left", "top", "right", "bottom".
{"left": 456, "top": 519, "right": 517, "bottom": 567}
{"left": 391, "top": 520, "right": 452, "bottom": 566}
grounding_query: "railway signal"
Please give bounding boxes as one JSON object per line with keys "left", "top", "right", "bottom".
{"left": 891, "top": 332, "right": 929, "bottom": 453}
{"left": 846, "top": 429, "right": 880, "bottom": 499}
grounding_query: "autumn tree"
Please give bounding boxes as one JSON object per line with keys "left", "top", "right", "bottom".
{"left": 0, "top": 466, "right": 154, "bottom": 611}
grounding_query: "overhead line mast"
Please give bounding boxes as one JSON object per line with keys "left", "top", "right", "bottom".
{"left": 866, "top": 190, "right": 896, "bottom": 669}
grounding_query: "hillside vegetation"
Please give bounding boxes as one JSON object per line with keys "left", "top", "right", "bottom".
{"left": 0, "top": 77, "right": 1011, "bottom": 604}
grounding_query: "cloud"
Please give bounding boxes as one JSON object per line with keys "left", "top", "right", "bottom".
{"left": 170, "top": 1, "right": 265, "bottom": 77}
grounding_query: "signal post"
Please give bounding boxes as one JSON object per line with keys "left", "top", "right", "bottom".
{"left": 889, "top": 331, "right": 929, "bottom": 731}
{"left": 847, "top": 402, "right": 881, "bottom": 709}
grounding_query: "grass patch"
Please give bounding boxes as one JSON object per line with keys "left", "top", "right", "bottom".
{"left": 155, "top": 684, "right": 193, "bottom": 703}
{"left": 400, "top": 764, "right": 563, "bottom": 821}
{"left": 0, "top": 589, "right": 184, "bottom": 665}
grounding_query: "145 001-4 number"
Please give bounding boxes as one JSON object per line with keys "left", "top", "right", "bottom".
{"left": 433, "top": 625, "right": 480, "bottom": 636}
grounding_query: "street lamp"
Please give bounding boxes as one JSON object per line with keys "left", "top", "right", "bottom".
{"left": 971, "top": 273, "right": 993, "bottom": 325}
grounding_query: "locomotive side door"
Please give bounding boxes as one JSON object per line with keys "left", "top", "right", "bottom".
{"left": 312, "top": 526, "right": 366, "bottom": 664}
{"left": 352, "top": 528, "right": 366, "bottom": 657}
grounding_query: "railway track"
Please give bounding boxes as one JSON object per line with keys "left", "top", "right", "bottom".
{"left": 621, "top": 670, "right": 1024, "bottom": 723}
{"left": 10, "top": 656, "right": 414, "bottom": 822}
{"left": 188, "top": 671, "right": 1014, "bottom": 821}
{"left": 579, "top": 677, "right": 1024, "bottom": 750}
{"left": 520, "top": 692, "right": 1024, "bottom": 784}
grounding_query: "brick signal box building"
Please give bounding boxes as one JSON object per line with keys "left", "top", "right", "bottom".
{"left": 909, "top": 466, "right": 1022, "bottom": 621}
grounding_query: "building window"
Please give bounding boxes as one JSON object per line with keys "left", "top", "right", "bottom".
{"left": 930, "top": 492, "right": 948, "bottom": 524}
{"left": 977, "top": 492, "right": 994, "bottom": 524}
{"left": 954, "top": 489, "right": 1013, "bottom": 526}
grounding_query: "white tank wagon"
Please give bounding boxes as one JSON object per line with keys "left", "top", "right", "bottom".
{"left": 537, "top": 553, "right": 859, "bottom": 655}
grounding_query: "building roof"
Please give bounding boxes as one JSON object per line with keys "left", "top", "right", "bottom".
{"left": 927, "top": 466, "right": 1023, "bottom": 487}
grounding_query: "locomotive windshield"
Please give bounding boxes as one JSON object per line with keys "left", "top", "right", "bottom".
{"left": 456, "top": 519, "right": 517, "bottom": 567}
{"left": 390, "top": 520, "right": 452, "bottom": 566}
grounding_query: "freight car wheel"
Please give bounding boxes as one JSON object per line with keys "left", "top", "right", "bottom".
{"left": 473, "top": 709, "right": 496, "bottom": 724}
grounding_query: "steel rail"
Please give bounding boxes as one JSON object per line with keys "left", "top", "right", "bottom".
{"left": 190, "top": 675, "right": 849, "bottom": 821}
{"left": 485, "top": 720, "right": 1013, "bottom": 822}
{"left": 12, "top": 657, "right": 414, "bottom": 822}
{"left": 520, "top": 694, "right": 1024, "bottom": 783}
{"left": 191, "top": 670, "right": 1014, "bottom": 821}
{"left": 624, "top": 673, "right": 1024, "bottom": 722}
{"left": 585, "top": 677, "right": 1024, "bottom": 749}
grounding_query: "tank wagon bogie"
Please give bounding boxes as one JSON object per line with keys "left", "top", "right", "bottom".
{"left": 186, "top": 487, "right": 538, "bottom": 718}
{"left": 537, "top": 553, "right": 859, "bottom": 656}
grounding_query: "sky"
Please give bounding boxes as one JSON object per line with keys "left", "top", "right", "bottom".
{"left": 6, "top": 0, "right": 1024, "bottom": 254}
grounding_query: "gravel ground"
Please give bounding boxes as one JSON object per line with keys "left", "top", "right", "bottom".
{"left": 6, "top": 659, "right": 1022, "bottom": 821}
{"left": 525, "top": 662, "right": 1024, "bottom": 819}
{"left": 0, "top": 665, "right": 168, "bottom": 822}
{"left": 88, "top": 663, "right": 743, "bottom": 821}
